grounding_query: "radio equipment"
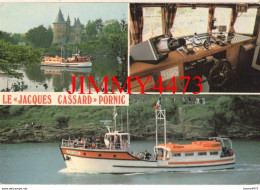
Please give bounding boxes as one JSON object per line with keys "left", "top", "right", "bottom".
{"left": 130, "top": 35, "right": 186, "bottom": 64}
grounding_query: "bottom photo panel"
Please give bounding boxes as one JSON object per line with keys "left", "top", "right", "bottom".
{"left": 0, "top": 95, "right": 259, "bottom": 185}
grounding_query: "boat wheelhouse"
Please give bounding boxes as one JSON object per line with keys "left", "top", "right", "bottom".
{"left": 129, "top": 3, "right": 260, "bottom": 93}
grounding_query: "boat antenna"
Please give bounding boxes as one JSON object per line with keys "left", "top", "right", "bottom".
{"left": 126, "top": 108, "right": 129, "bottom": 133}
{"left": 113, "top": 106, "right": 117, "bottom": 131}
{"left": 121, "top": 108, "right": 123, "bottom": 131}
{"left": 61, "top": 45, "right": 65, "bottom": 58}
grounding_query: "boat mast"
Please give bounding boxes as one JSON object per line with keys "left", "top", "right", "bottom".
{"left": 155, "top": 96, "right": 167, "bottom": 147}
{"left": 113, "top": 106, "right": 117, "bottom": 131}
{"left": 61, "top": 45, "right": 65, "bottom": 58}
{"left": 121, "top": 109, "right": 123, "bottom": 131}
{"left": 126, "top": 108, "right": 129, "bottom": 133}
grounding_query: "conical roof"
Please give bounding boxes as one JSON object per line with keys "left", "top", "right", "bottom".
{"left": 66, "top": 14, "right": 70, "bottom": 22}
{"left": 54, "top": 9, "right": 65, "bottom": 23}
{"left": 74, "top": 17, "right": 81, "bottom": 25}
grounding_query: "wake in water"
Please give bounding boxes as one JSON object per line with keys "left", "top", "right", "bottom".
{"left": 188, "top": 163, "right": 260, "bottom": 174}
{"left": 58, "top": 163, "right": 260, "bottom": 175}
{"left": 59, "top": 167, "right": 99, "bottom": 174}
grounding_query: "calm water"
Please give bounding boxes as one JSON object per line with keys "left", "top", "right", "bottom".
{"left": 0, "top": 140, "right": 260, "bottom": 184}
{"left": 0, "top": 56, "right": 119, "bottom": 92}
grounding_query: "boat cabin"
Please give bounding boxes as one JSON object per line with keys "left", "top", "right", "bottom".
{"left": 130, "top": 3, "right": 260, "bottom": 93}
{"left": 154, "top": 138, "right": 233, "bottom": 161}
{"left": 104, "top": 131, "right": 130, "bottom": 150}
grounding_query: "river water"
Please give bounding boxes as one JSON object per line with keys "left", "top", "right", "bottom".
{"left": 0, "top": 140, "right": 259, "bottom": 185}
{"left": 0, "top": 56, "right": 119, "bottom": 92}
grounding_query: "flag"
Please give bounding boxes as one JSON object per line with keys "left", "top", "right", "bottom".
{"left": 154, "top": 97, "right": 161, "bottom": 110}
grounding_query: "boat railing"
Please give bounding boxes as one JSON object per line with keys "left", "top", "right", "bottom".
{"left": 61, "top": 138, "right": 132, "bottom": 151}
{"left": 61, "top": 139, "right": 75, "bottom": 148}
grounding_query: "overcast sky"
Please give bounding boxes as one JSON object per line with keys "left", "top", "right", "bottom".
{"left": 0, "top": 3, "right": 127, "bottom": 33}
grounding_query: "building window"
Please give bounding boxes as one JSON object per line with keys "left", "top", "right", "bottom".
{"left": 210, "top": 151, "right": 218, "bottom": 155}
{"left": 185, "top": 152, "right": 194, "bottom": 156}
{"left": 234, "top": 8, "right": 257, "bottom": 34}
{"left": 172, "top": 153, "right": 181, "bottom": 157}
{"left": 142, "top": 7, "right": 163, "bottom": 41}
{"left": 198, "top": 152, "right": 207, "bottom": 156}
{"left": 171, "top": 7, "right": 209, "bottom": 37}
{"left": 212, "top": 8, "right": 232, "bottom": 33}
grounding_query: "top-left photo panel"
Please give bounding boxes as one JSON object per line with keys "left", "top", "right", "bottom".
{"left": 0, "top": 3, "right": 128, "bottom": 92}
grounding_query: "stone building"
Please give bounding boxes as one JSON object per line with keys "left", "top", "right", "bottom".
{"left": 52, "top": 9, "right": 83, "bottom": 44}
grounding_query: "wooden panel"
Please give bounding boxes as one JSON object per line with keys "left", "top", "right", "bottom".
{"left": 130, "top": 37, "right": 257, "bottom": 92}
{"left": 130, "top": 37, "right": 256, "bottom": 77}
{"left": 226, "top": 45, "right": 240, "bottom": 69}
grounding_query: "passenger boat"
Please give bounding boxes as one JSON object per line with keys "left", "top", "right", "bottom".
{"left": 41, "top": 53, "right": 92, "bottom": 67}
{"left": 60, "top": 104, "right": 235, "bottom": 173}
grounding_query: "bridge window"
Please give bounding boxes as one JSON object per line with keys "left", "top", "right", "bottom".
{"left": 142, "top": 7, "right": 163, "bottom": 41}
{"left": 185, "top": 152, "right": 194, "bottom": 156}
{"left": 234, "top": 8, "right": 257, "bottom": 34}
{"left": 198, "top": 152, "right": 207, "bottom": 156}
{"left": 210, "top": 151, "right": 218, "bottom": 155}
{"left": 212, "top": 8, "right": 232, "bottom": 33}
{"left": 171, "top": 7, "right": 209, "bottom": 37}
{"left": 172, "top": 153, "right": 181, "bottom": 157}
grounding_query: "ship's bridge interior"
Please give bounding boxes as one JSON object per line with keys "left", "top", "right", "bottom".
{"left": 130, "top": 3, "right": 260, "bottom": 93}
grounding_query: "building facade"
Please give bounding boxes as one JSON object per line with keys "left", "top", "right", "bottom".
{"left": 53, "top": 9, "right": 83, "bottom": 44}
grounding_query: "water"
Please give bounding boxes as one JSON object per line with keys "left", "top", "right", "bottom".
{"left": 0, "top": 56, "right": 119, "bottom": 92}
{"left": 0, "top": 140, "right": 259, "bottom": 184}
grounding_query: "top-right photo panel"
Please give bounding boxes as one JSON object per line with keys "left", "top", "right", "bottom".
{"left": 129, "top": 3, "right": 260, "bottom": 93}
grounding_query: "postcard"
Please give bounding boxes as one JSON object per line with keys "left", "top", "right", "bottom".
{"left": 0, "top": 1, "right": 260, "bottom": 189}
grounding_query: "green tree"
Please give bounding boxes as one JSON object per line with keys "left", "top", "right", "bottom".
{"left": 25, "top": 25, "right": 53, "bottom": 48}
{"left": 55, "top": 115, "right": 70, "bottom": 128}
{"left": 85, "top": 19, "right": 104, "bottom": 40}
{"left": 0, "top": 39, "right": 43, "bottom": 91}
{"left": 0, "top": 31, "right": 25, "bottom": 44}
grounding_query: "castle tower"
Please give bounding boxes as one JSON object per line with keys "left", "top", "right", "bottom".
{"left": 52, "top": 9, "right": 83, "bottom": 45}
{"left": 66, "top": 14, "right": 71, "bottom": 43}
{"left": 53, "top": 9, "right": 67, "bottom": 44}
{"left": 73, "top": 17, "right": 82, "bottom": 44}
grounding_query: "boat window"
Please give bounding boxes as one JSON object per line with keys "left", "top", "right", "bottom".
{"left": 157, "top": 149, "right": 164, "bottom": 157}
{"left": 172, "top": 153, "right": 181, "bottom": 157}
{"left": 106, "top": 135, "right": 114, "bottom": 142}
{"left": 210, "top": 151, "right": 218, "bottom": 155}
{"left": 121, "top": 135, "right": 128, "bottom": 140}
{"left": 185, "top": 152, "right": 194, "bottom": 156}
{"left": 142, "top": 7, "right": 163, "bottom": 41}
{"left": 234, "top": 8, "right": 257, "bottom": 34}
{"left": 212, "top": 8, "right": 232, "bottom": 33}
{"left": 198, "top": 152, "right": 207, "bottom": 156}
{"left": 171, "top": 7, "right": 209, "bottom": 37}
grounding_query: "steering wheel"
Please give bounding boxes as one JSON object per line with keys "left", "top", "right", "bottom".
{"left": 208, "top": 59, "right": 232, "bottom": 88}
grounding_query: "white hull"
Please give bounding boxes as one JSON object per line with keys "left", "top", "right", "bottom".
{"left": 63, "top": 154, "right": 235, "bottom": 173}
{"left": 41, "top": 61, "right": 92, "bottom": 67}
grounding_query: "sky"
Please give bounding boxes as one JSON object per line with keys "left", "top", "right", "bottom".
{"left": 0, "top": 3, "right": 127, "bottom": 33}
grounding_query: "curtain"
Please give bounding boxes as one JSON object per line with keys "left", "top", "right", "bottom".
{"left": 207, "top": 5, "right": 216, "bottom": 34}
{"left": 165, "top": 4, "right": 177, "bottom": 36}
{"left": 229, "top": 6, "right": 239, "bottom": 34}
{"left": 130, "top": 4, "right": 143, "bottom": 45}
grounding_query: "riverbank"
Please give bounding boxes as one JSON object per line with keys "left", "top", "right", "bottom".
{"left": 0, "top": 95, "right": 259, "bottom": 143}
